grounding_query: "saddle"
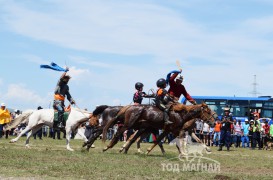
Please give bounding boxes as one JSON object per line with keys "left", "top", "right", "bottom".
{"left": 54, "top": 105, "right": 71, "bottom": 122}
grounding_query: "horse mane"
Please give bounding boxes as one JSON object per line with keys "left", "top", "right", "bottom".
{"left": 92, "top": 105, "right": 109, "bottom": 116}
{"left": 172, "top": 103, "right": 200, "bottom": 112}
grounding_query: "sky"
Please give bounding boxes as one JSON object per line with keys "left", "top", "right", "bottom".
{"left": 0, "top": 0, "right": 273, "bottom": 111}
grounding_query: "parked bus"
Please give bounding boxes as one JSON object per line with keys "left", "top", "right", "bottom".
{"left": 182, "top": 96, "right": 273, "bottom": 123}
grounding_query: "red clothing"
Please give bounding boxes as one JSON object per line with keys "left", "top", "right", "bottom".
{"left": 263, "top": 124, "right": 270, "bottom": 135}
{"left": 167, "top": 73, "right": 194, "bottom": 101}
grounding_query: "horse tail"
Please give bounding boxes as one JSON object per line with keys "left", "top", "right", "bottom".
{"left": 92, "top": 105, "right": 109, "bottom": 116}
{"left": 4, "top": 112, "right": 32, "bottom": 131}
{"left": 102, "top": 105, "right": 131, "bottom": 142}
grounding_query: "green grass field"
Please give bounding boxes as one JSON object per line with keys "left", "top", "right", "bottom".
{"left": 0, "top": 136, "right": 273, "bottom": 180}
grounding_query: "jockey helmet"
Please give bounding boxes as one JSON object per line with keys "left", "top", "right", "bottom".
{"left": 156, "top": 78, "right": 166, "bottom": 88}
{"left": 176, "top": 75, "right": 183, "bottom": 81}
{"left": 135, "top": 82, "right": 144, "bottom": 90}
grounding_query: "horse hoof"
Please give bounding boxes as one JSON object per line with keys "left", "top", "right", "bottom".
{"left": 67, "top": 147, "right": 74, "bottom": 151}
{"left": 91, "top": 144, "right": 95, "bottom": 148}
{"left": 137, "top": 149, "right": 144, "bottom": 154}
{"left": 82, "top": 142, "right": 87, "bottom": 147}
{"left": 10, "top": 139, "right": 16, "bottom": 143}
{"left": 103, "top": 148, "right": 108, "bottom": 152}
{"left": 25, "top": 145, "right": 31, "bottom": 149}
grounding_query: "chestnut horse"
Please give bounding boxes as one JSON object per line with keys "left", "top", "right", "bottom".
{"left": 102, "top": 103, "right": 216, "bottom": 155}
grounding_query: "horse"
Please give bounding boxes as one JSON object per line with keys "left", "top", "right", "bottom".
{"left": 82, "top": 105, "right": 123, "bottom": 151}
{"left": 102, "top": 103, "right": 216, "bottom": 155}
{"left": 9, "top": 107, "right": 96, "bottom": 151}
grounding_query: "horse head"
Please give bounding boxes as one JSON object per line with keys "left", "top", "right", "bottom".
{"left": 200, "top": 102, "right": 217, "bottom": 125}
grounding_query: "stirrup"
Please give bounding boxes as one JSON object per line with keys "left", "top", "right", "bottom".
{"left": 164, "top": 120, "right": 173, "bottom": 125}
{"left": 57, "top": 122, "right": 65, "bottom": 129}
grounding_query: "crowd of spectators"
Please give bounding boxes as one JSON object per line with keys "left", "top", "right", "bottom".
{"left": 194, "top": 114, "right": 273, "bottom": 150}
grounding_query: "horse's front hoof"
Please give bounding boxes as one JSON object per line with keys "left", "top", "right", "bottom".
{"left": 10, "top": 139, "right": 16, "bottom": 143}
{"left": 67, "top": 147, "right": 74, "bottom": 151}
{"left": 103, "top": 148, "right": 108, "bottom": 152}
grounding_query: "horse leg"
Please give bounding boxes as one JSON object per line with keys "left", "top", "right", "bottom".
{"left": 86, "top": 130, "right": 102, "bottom": 151}
{"left": 120, "top": 130, "right": 138, "bottom": 153}
{"left": 25, "top": 125, "right": 43, "bottom": 148}
{"left": 77, "top": 128, "right": 88, "bottom": 143}
{"left": 179, "top": 129, "right": 188, "bottom": 156}
{"left": 146, "top": 131, "right": 168, "bottom": 155}
{"left": 66, "top": 127, "right": 74, "bottom": 151}
{"left": 190, "top": 131, "right": 211, "bottom": 152}
{"left": 136, "top": 131, "right": 150, "bottom": 153}
{"left": 85, "top": 127, "right": 101, "bottom": 149}
{"left": 123, "top": 129, "right": 147, "bottom": 154}
{"left": 103, "top": 126, "right": 128, "bottom": 152}
{"left": 83, "top": 127, "right": 100, "bottom": 147}
{"left": 158, "top": 141, "right": 166, "bottom": 155}
{"left": 10, "top": 125, "right": 32, "bottom": 143}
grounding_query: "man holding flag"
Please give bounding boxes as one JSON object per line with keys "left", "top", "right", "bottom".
{"left": 40, "top": 62, "right": 76, "bottom": 129}
{"left": 53, "top": 68, "right": 76, "bottom": 129}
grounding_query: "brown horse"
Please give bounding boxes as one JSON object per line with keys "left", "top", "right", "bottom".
{"left": 123, "top": 104, "right": 216, "bottom": 155}
{"left": 82, "top": 105, "right": 123, "bottom": 150}
{"left": 102, "top": 103, "right": 216, "bottom": 154}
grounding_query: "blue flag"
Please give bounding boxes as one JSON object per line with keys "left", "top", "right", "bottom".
{"left": 166, "top": 70, "right": 181, "bottom": 85}
{"left": 40, "top": 62, "right": 68, "bottom": 72}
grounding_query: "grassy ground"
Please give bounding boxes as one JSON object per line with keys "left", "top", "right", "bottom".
{"left": 0, "top": 136, "right": 273, "bottom": 180}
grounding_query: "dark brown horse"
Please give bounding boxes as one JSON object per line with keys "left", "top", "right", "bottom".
{"left": 122, "top": 104, "right": 216, "bottom": 155}
{"left": 82, "top": 105, "right": 123, "bottom": 150}
{"left": 102, "top": 103, "right": 216, "bottom": 154}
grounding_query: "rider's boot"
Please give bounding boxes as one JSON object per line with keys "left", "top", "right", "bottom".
{"left": 164, "top": 110, "right": 173, "bottom": 125}
{"left": 57, "top": 112, "right": 65, "bottom": 129}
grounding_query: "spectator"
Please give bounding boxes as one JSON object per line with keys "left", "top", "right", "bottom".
{"left": 234, "top": 120, "right": 242, "bottom": 148}
{"left": 201, "top": 122, "right": 210, "bottom": 146}
{"left": 249, "top": 120, "right": 256, "bottom": 150}
{"left": 194, "top": 119, "right": 203, "bottom": 140}
{"left": 218, "top": 107, "right": 233, "bottom": 151}
{"left": 209, "top": 124, "right": 214, "bottom": 146}
{"left": 254, "top": 115, "right": 262, "bottom": 150}
{"left": 270, "top": 122, "right": 273, "bottom": 137}
{"left": 213, "top": 119, "right": 221, "bottom": 146}
{"left": 241, "top": 119, "right": 250, "bottom": 148}
{"left": 0, "top": 103, "right": 11, "bottom": 138}
{"left": 262, "top": 120, "right": 270, "bottom": 149}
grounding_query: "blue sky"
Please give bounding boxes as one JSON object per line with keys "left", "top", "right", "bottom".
{"left": 0, "top": 0, "right": 273, "bottom": 111}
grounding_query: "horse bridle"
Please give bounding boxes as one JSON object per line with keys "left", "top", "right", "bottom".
{"left": 201, "top": 106, "right": 217, "bottom": 122}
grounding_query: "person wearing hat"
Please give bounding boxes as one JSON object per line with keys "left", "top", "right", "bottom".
{"left": 218, "top": 107, "right": 233, "bottom": 151}
{"left": 248, "top": 119, "right": 257, "bottom": 149}
{"left": 253, "top": 115, "right": 262, "bottom": 150}
{"left": 167, "top": 69, "right": 196, "bottom": 105}
{"left": 0, "top": 103, "right": 11, "bottom": 138}
{"left": 53, "top": 68, "right": 76, "bottom": 129}
{"left": 241, "top": 119, "right": 250, "bottom": 148}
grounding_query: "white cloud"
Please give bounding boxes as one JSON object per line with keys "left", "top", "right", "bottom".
{"left": 1, "top": 0, "right": 273, "bottom": 110}
{"left": 23, "top": 54, "right": 49, "bottom": 64}
{"left": 1, "top": 84, "right": 52, "bottom": 110}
